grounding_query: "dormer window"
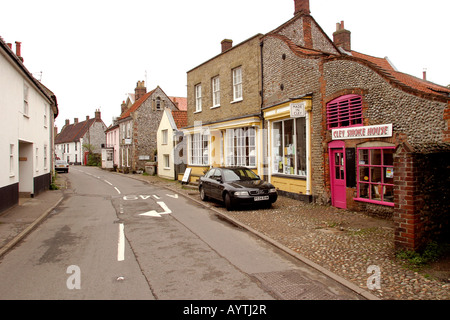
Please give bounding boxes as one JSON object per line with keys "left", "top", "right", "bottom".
{"left": 327, "top": 94, "right": 363, "bottom": 129}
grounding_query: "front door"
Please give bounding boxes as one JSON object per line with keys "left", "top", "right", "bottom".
{"left": 330, "top": 148, "right": 347, "bottom": 209}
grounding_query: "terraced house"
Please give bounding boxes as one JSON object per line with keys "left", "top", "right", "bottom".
{"left": 0, "top": 38, "right": 58, "bottom": 212}
{"left": 185, "top": 0, "right": 449, "bottom": 251}
{"left": 184, "top": 35, "right": 265, "bottom": 180}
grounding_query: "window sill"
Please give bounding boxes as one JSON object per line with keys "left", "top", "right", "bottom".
{"left": 354, "top": 197, "right": 394, "bottom": 207}
{"left": 210, "top": 105, "right": 221, "bottom": 109}
{"left": 230, "top": 98, "right": 243, "bottom": 104}
{"left": 194, "top": 110, "right": 202, "bottom": 114}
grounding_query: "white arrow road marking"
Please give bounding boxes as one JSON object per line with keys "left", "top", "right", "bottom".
{"left": 118, "top": 223, "right": 125, "bottom": 261}
{"left": 139, "top": 201, "right": 172, "bottom": 217}
{"left": 166, "top": 194, "right": 178, "bottom": 199}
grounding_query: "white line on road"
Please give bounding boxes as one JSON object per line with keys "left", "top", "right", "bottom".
{"left": 114, "top": 187, "right": 121, "bottom": 194}
{"left": 118, "top": 223, "right": 125, "bottom": 262}
{"left": 104, "top": 180, "right": 113, "bottom": 186}
{"left": 152, "top": 195, "right": 160, "bottom": 199}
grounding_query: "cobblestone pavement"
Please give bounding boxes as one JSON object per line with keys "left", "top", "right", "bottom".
{"left": 131, "top": 173, "right": 449, "bottom": 300}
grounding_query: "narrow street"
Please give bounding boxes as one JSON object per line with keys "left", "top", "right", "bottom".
{"left": 0, "top": 166, "right": 363, "bottom": 300}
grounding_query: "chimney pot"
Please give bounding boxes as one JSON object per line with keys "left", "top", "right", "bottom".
{"left": 221, "top": 39, "right": 233, "bottom": 53}
{"left": 333, "top": 21, "right": 351, "bottom": 52}
{"left": 294, "top": 0, "right": 310, "bottom": 15}
{"left": 15, "top": 41, "right": 23, "bottom": 62}
{"left": 95, "top": 109, "right": 101, "bottom": 120}
{"left": 74, "top": 118, "right": 78, "bottom": 124}
{"left": 86, "top": 115, "right": 90, "bottom": 120}
{"left": 65, "top": 119, "right": 70, "bottom": 126}
{"left": 423, "top": 69, "right": 427, "bottom": 81}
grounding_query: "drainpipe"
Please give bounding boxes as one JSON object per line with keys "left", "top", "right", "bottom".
{"left": 260, "top": 40, "right": 268, "bottom": 181}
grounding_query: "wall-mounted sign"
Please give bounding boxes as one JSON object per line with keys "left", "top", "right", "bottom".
{"left": 290, "top": 102, "right": 306, "bottom": 118}
{"left": 332, "top": 124, "right": 393, "bottom": 140}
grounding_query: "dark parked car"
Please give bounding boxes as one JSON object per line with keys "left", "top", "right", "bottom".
{"left": 55, "top": 160, "right": 69, "bottom": 173}
{"left": 199, "top": 167, "right": 277, "bottom": 211}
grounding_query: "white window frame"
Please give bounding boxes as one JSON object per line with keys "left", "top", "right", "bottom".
{"left": 163, "top": 154, "right": 170, "bottom": 169}
{"left": 162, "top": 129, "right": 168, "bottom": 145}
{"left": 212, "top": 76, "right": 220, "bottom": 108}
{"left": 44, "top": 103, "right": 48, "bottom": 127}
{"left": 44, "top": 145, "right": 48, "bottom": 170}
{"left": 195, "top": 84, "right": 202, "bottom": 112}
{"left": 23, "top": 84, "right": 29, "bottom": 116}
{"left": 9, "top": 144, "right": 15, "bottom": 177}
{"left": 226, "top": 127, "right": 256, "bottom": 167}
{"left": 189, "top": 133, "right": 209, "bottom": 165}
{"left": 232, "top": 67, "right": 243, "bottom": 102}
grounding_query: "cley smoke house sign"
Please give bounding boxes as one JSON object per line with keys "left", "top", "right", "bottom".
{"left": 332, "top": 124, "right": 393, "bottom": 140}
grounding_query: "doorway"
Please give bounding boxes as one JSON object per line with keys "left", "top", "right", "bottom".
{"left": 329, "top": 142, "right": 346, "bottom": 209}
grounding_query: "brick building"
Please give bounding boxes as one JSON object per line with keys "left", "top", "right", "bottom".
{"left": 118, "top": 82, "right": 185, "bottom": 172}
{"left": 262, "top": 0, "right": 450, "bottom": 250}
{"left": 184, "top": 34, "right": 265, "bottom": 178}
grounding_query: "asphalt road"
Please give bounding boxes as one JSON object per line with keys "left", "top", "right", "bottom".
{"left": 0, "top": 166, "right": 363, "bottom": 300}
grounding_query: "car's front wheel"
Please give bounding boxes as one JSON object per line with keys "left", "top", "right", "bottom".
{"left": 199, "top": 186, "right": 208, "bottom": 201}
{"left": 224, "top": 193, "right": 234, "bottom": 211}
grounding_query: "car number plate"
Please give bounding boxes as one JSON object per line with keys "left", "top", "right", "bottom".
{"left": 254, "top": 196, "right": 269, "bottom": 201}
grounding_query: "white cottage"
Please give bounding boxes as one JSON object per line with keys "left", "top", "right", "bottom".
{"left": 157, "top": 108, "right": 187, "bottom": 180}
{"left": 0, "top": 38, "right": 58, "bottom": 212}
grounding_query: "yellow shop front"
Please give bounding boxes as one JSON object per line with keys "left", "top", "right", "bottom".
{"left": 263, "top": 97, "right": 312, "bottom": 202}
{"left": 183, "top": 115, "right": 264, "bottom": 182}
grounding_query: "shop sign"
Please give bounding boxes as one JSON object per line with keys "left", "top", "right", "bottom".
{"left": 332, "top": 124, "right": 393, "bottom": 140}
{"left": 290, "top": 102, "right": 306, "bottom": 118}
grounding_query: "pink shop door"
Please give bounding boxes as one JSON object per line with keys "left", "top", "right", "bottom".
{"left": 330, "top": 148, "right": 347, "bottom": 209}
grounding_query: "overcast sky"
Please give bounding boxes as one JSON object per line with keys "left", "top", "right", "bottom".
{"left": 1, "top": 0, "right": 449, "bottom": 130}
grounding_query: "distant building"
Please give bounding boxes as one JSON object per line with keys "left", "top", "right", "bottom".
{"left": 117, "top": 81, "right": 186, "bottom": 172}
{"left": 0, "top": 38, "right": 59, "bottom": 212}
{"left": 55, "top": 110, "right": 107, "bottom": 165}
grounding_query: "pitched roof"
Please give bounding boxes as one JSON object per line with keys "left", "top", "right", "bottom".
{"left": 119, "top": 88, "right": 156, "bottom": 120}
{"left": 55, "top": 118, "right": 98, "bottom": 144}
{"left": 351, "top": 51, "right": 450, "bottom": 97}
{"left": 170, "top": 97, "right": 187, "bottom": 111}
{"left": 171, "top": 110, "right": 188, "bottom": 129}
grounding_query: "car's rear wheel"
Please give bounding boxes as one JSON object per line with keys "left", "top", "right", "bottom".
{"left": 199, "top": 186, "right": 208, "bottom": 201}
{"left": 224, "top": 193, "right": 233, "bottom": 211}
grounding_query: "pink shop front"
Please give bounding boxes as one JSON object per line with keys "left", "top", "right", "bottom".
{"left": 328, "top": 125, "right": 395, "bottom": 216}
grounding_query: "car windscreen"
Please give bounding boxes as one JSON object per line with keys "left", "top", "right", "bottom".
{"left": 222, "top": 169, "right": 259, "bottom": 181}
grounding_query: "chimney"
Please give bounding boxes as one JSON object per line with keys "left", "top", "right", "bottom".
{"left": 15, "top": 41, "right": 24, "bottom": 62}
{"left": 121, "top": 101, "right": 127, "bottom": 114}
{"left": 95, "top": 109, "right": 101, "bottom": 120}
{"left": 333, "top": 21, "right": 351, "bottom": 52}
{"left": 221, "top": 39, "right": 233, "bottom": 53}
{"left": 294, "top": 0, "right": 310, "bottom": 15}
{"left": 65, "top": 119, "right": 70, "bottom": 126}
{"left": 135, "top": 81, "right": 147, "bottom": 101}
{"left": 423, "top": 69, "right": 427, "bottom": 81}
{"left": 74, "top": 118, "right": 78, "bottom": 124}
{"left": 7, "top": 43, "right": 12, "bottom": 49}
{"left": 86, "top": 115, "right": 90, "bottom": 120}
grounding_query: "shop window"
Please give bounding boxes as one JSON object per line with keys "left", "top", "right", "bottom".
{"left": 356, "top": 147, "right": 394, "bottom": 205}
{"left": 272, "top": 118, "right": 306, "bottom": 176}
{"left": 190, "top": 133, "right": 209, "bottom": 165}
{"left": 327, "top": 94, "right": 363, "bottom": 129}
{"left": 226, "top": 127, "right": 256, "bottom": 167}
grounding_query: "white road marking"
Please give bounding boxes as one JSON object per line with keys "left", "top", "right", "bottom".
{"left": 118, "top": 223, "right": 125, "bottom": 262}
{"left": 104, "top": 180, "right": 113, "bottom": 186}
{"left": 139, "top": 201, "right": 172, "bottom": 217}
{"left": 167, "top": 194, "right": 178, "bottom": 199}
{"left": 114, "top": 187, "right": 121, "bottom": 194}
{"left": 152, "top": 195, "right": 160, "bottom": 199}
